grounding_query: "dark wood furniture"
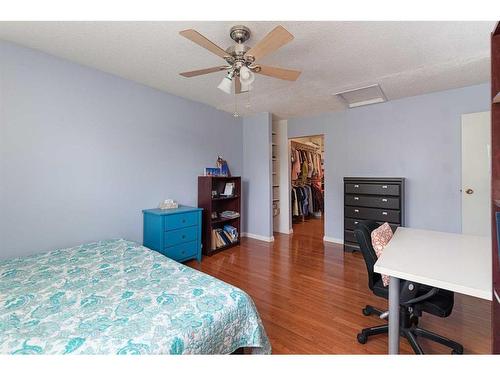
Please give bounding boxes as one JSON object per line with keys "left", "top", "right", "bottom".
{"left": 491, "top": 21, "right": 500, "bottom": 354}
{"left": 343, "top": 177, "right": 405, "bottom": 252}
{"left": 198, "top": 176, "right": 241, "bottom": 256}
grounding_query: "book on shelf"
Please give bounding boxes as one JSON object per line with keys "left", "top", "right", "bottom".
{"left": 223, "top": 225, "right": 238, "bottom": 239}
{"left": 219, "top": 210, "right": 240, "bottom": 219}
{"left": 211, "top": 227, "right": 239, "bottom": 250}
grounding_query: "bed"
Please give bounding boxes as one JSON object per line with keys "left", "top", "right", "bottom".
{"left": 0, "top": 239, "right": 270, "bottom": 354}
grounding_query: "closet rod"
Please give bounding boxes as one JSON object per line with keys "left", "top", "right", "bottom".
{"left": 290, "top": 140, "right": 321, "bottom": 153}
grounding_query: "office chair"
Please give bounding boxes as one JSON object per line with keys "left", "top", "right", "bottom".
{"left": 354, "top": 220, "right": 464, "bottom": 354}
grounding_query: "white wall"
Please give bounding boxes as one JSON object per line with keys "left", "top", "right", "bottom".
{"left": 241, "top": 113, "right": 273, "bottom": 240}
{"left": 288, "top": 84, "right": 490, "bottom": 241}
{"left": 0, "top": 40, "right": 243, "bottom": 258}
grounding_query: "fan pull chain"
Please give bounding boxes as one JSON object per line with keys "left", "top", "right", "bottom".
{"left": 233, "top": 94, "right": 239, "bottom": 118}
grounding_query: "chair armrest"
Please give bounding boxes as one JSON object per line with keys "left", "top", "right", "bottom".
{"left": 400, "top": 287, "right": 439, "bottom": 306}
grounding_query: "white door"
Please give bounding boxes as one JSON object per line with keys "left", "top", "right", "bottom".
{"left": 461, "top": 111, "right": 491, "bottom": 236}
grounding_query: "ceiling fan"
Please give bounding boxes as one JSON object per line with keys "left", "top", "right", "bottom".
{"left": 179, "top": 25, "right": 301, "bottom": 94}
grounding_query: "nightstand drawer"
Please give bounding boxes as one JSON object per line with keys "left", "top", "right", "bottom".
{"left": 162, "top": 241, "right": 198, "bottom": 261}
{"left": 164, "top": 226, "right": 197, "bottom": 248}
{"left": 165, "top": 212, "right": 198, "bottom": 231}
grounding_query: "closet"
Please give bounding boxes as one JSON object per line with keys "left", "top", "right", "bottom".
{"left": 290, "top": 137, "right": 325, "bottom": 227}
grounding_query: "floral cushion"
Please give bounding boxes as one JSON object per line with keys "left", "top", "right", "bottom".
{"left": 371, "top": 223, "right": 393, "bottom": 287}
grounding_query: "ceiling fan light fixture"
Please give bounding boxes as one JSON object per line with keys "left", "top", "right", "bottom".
{"left": 179, "top": 25, "right": 301, "bottom": 96}
{"left": 239, "top": 66, "right": 255, "bottom": 85}
{"left": 241, "top": 82, "right": 252, "bottom": 92}
{"left": 217, "top": 72, "right": 233, "bottom": 94}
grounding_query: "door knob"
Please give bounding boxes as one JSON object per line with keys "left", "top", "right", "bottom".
{"left": 465, "top": 188, "right": 474, "bottom": 195}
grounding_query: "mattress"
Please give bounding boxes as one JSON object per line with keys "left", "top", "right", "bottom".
{"left": 0, "top": 239, "right": 271, "bottom": 354}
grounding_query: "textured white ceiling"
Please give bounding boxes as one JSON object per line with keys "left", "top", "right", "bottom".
{"left": 0, "top": 21, "right": 494, "bottom": 118}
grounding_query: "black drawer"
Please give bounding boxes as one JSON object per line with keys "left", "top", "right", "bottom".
{"left": 344, "top": 242, "right": 360, "bottom": 252}
{"left": 345, "top": 183, "right": 400, "bottom": 196}
{"left": 345, "top": 195, "right": 400, "bottom": 209}
{"left": 345, "top": 218, "right": 399, "bottom": 232}
{"left": 345, "top": 206, "right": 400, "bottom": 223}
{"left": 344, "top": 230, "right": 356, "bottom": 243}
{"left": 344, "top": 218, "right": 362, "bottom": 230}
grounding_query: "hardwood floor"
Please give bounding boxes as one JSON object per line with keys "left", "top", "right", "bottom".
{"left": 186, "top": 218, "right": 491, "bottom": 354}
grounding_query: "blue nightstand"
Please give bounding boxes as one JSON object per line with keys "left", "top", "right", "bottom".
{"left": 143, "top": 205, "right": 203, "bottom": 262}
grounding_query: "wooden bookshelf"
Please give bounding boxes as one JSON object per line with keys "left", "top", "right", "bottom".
{"left": 198, "top": 176, "right": 241, "bottom": 256}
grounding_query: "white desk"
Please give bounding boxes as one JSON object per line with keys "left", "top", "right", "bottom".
{"left": 374, "top": 227, "right": 492, "bottom": 354}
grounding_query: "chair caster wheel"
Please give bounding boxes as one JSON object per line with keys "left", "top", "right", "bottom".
{"left": 451, "top": 348, "right": 463, "bottom": 354}
{"left": 357, "top": 333, "right": 368, "bottom": 344}
{"left": 362, "top": 307, "right": 371, "bottom": 316}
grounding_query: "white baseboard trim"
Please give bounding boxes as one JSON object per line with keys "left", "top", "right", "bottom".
{"left": 323, "top": 236, "right": 343, "bottom": 244}
{"left": 276, "top": 228, "right": 293, "bottom": 235}
{"left": 242, "top": 232, "right": 275, "bottom": 242}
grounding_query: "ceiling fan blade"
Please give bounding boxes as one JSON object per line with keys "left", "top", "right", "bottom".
{"left": 245, "top": 25, "right": 294, "bottom": 62}
{"left": 256, "top": 65, "right": 301, "bottom": 81}
{"left": 180, "top": 66, "right": 228, "bottom": 77}
{"left": 235, "top": 76, "right": 242, "bottom": 94}
{"left": 179, "top": 29, "right": 229, "bottom": 60}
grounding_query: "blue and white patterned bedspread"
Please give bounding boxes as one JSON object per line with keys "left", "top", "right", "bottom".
{"left": 0, "top": 239, "right": 271, "bottom": 354}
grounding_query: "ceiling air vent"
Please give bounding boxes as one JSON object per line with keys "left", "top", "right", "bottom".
{"left": 334, "top": 84, "right": 387, "bottom": 109}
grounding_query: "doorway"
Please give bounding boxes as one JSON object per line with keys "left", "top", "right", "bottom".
{"left": 461, "top": 111, "right": 491, "bottom": 236}
{"left": 289, "top": 135, "right": 325, "bottom": 238}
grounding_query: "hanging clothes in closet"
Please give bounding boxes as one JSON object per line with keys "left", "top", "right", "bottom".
{"left": 291, "top": 183, "right": 324, "bottom": 218}
{"left": 290, "top": 141, "right": 324, "bottom": 220}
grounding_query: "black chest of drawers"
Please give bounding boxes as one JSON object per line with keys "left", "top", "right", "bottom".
{"left": 343, "top": 177, "right": 405, "bottom": 252}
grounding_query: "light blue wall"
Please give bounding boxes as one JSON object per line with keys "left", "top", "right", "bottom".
{"left": 288, "top": 84, "right": 490, "bottom": 240}
{"left": 242, "top": 112, "right": 272, "bottom": 238}
{"left": 0, "top": 40, "right": 243, "bottom": 258}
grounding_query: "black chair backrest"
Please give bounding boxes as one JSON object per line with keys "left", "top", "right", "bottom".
{"left": 353, "top": 220, "right": 382, "bottom": 292}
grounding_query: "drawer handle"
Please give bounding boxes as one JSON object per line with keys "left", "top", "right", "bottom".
{"left": 382, "top": 198, "right": 388, "bottom": 202}
{"left": 382, "top": 185, "right": 388, "bottom": 189}
{"left": 354, "top": 209, "right": 359, "bottom": 213}
{"left": 382, "top": 211, "right": 388, "bottom": 215}
{"left": 354, "top": 184, "right": 359, "bottom": 188}
{"left": 354, "top": 197, "right": 359, "bottom": 200}
{"left": 182, "top": 219, "right": 186, "bottom": 223}
{"left": 182, "top": 235, "right": 186, "bottom": 239}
